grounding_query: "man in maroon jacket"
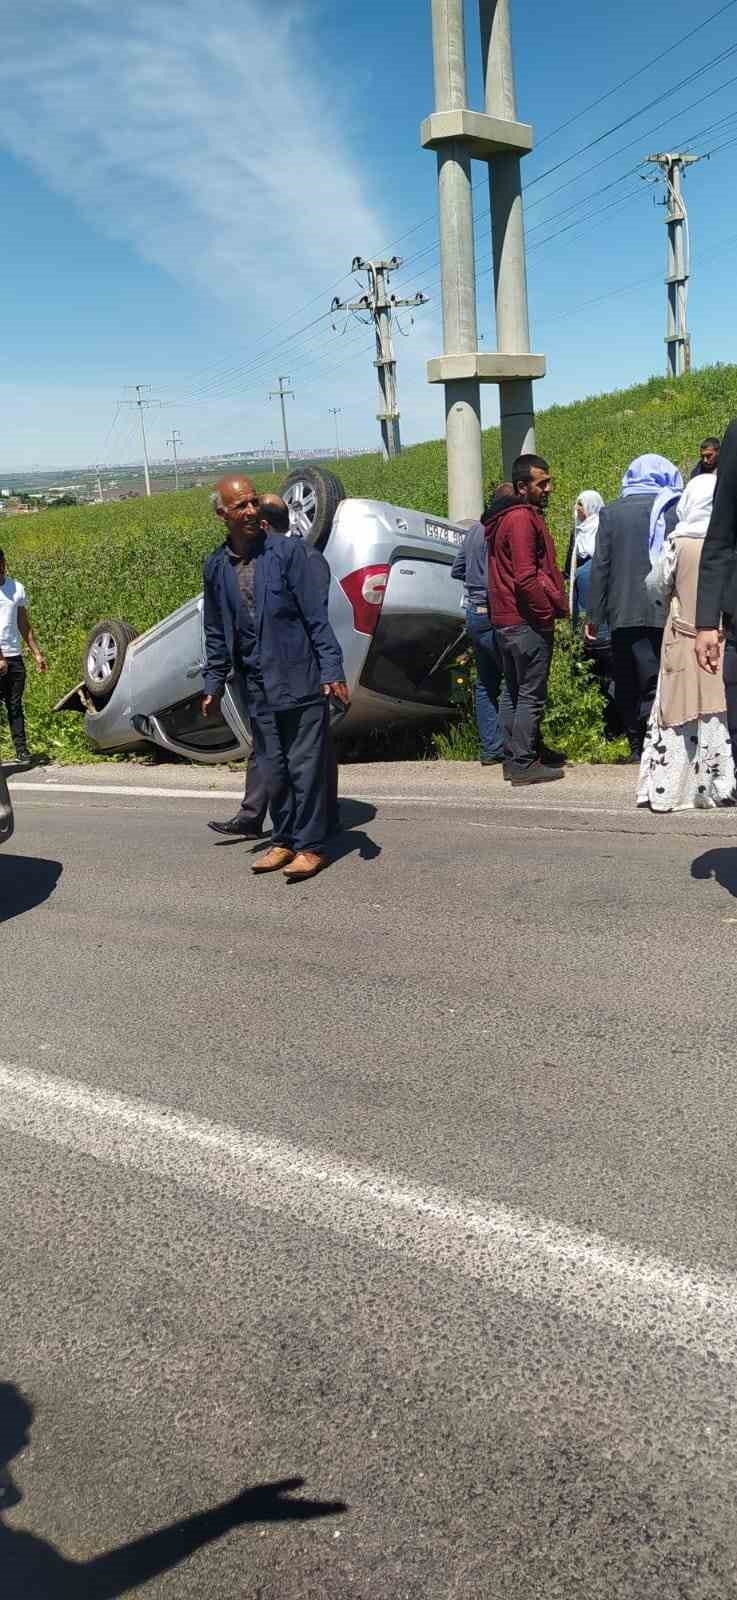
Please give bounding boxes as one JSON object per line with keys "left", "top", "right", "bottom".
{"left": 485, "top": 454, "right": 568, "bottom": 785}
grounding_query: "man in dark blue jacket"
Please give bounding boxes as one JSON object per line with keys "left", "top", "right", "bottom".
{"left": 202, "top": 476, "right": 349, "bottom": 881}
{"left": 209, "top": 494, "right": 340, "bottom": 840}
{"left": 450, "top": 487, "right": 515, "bottom": 766}
{"left": 450, "top": 516, "right": 504, "bottom": 767}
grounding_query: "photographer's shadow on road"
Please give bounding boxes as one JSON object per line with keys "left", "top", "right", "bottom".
{"left": 0, "top": 856, "right": 62, "bottom": 924}
{"left": 0, "top": 1382, "right": 346, "bottom": 1598}
{"left": 691, "top": 848, "right": 737, "bottom": 899}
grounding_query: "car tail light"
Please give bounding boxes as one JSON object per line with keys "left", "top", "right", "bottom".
{"left": 339, "top": 564, "right": 390, "bottom": 635}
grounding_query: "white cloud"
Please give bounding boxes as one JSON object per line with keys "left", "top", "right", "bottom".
{"left": 0, "top": 0, "right": 451, "bottom": 465}
{"left": 0, "top": 0, "right": 386, "bottom": 310}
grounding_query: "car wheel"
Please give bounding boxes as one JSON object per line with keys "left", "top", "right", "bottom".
{"left": 280, "top": 466, "right": 345, "bottom": 549}
{"left": 83, "top": 618, "right": 138, "bottom": 703}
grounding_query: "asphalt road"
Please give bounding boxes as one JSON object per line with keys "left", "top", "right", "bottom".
{"left": 2, "top": 766, "right": 737, "bottom": 1597}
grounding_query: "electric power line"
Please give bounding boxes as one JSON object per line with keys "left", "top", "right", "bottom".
{"left": 527, "top": 39, "right": 737, "bottom": 190}
{"left": 535, "top": 0, "right": 737, "bottom": 149}
{"left": 385, "top": 67, "right": 737, "bottom": 316}
{"left": 147, "top": 46, "right": 737, "bottom": 425}
{"left": 159, "top": 42, "right": 737, "bottom": 414}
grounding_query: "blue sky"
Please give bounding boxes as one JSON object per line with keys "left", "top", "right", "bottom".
{"left": 1, "top": 0, "right": 736, "bottom": 469}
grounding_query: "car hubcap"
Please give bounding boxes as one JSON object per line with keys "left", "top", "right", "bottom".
{"left": 87, "top": 632, "right": 118, "bottom": 685}
{"left": 284, "top": 480, "right": 317, "bottom": 538}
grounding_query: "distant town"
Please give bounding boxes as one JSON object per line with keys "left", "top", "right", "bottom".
{"left": 0, "top": 445, "right": 370, "bottom": 512}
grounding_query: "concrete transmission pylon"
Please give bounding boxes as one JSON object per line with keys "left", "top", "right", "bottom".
{"left": 645, "top": 152, "right": 700, "bottom": 378}
{"left": 121, "top": 384, "right": 164, "bottom": 499}
{"left": 331, "top": 259, "right": 428, "bottom": 461}
{"left": 423, "top": 0, "right": 544, "bottom": 520}
{"left": 166, "top": 429, "right": 183, "bottom": 491}
{"left": 270, "top": 376, "right": 294, "bottom": 470}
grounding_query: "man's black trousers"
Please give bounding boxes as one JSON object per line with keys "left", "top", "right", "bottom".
{"left": 249, "top": 700, "right": 331, "bottom": 854}
{"left": 0, "top": 656, "right": 28, "bottom": 757}
{"left": 497, "top": 624, "right": 554, "bottom": 769}
{"left": 239, "top": 726, "right": 339, "bottom": 835}
{"left": 610, "top": 627, "right": 663, "bottom": 753}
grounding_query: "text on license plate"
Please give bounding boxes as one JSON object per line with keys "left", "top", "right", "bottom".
{"left": 424, "top": 520, "right": 464, "bottom": 547}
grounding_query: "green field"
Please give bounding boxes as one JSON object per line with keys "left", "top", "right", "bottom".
{"left": 3, "top": 363, "right": 736, "bottom": 764}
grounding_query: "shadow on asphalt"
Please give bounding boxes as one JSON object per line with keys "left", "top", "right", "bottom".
{"left": 327, "top": 799, "right": 381, "bottom": 865}
{"left": 0, "top": 855, "right": 62, "bottom": 923}
{"left": 327, "top": 829, "right": 382, "bottom": 865}
{"left": 0, "top": 1381, "right": 346, "bottom": 1596}
{"left": 335, "top": 799, "right": 377, "bottom": 829}
{"left": 211, "top": 799, "right": 378, "bottom": 850}
{"left": 691, "top": 848, "right": 737, "bottom": 898}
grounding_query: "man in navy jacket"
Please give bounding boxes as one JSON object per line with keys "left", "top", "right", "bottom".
{"left": 202, "top": 476, "right": 349, "bottom": 881}
{"left": 208, "top": 494, "right": 340, "bottom": 841}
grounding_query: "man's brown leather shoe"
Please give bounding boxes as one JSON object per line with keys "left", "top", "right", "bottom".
{"left": 284, "top": 850, "right": 328, "bottom": 882}
{"left": 252, "top": 846, "right": 295, "bottom": 873}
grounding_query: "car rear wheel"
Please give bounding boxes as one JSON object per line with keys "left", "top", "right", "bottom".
{"left": 279, "top": 465, "right": 345, "bottom": 549}
{"left": 83, "top": 618, "right": 138, "bottom": 703}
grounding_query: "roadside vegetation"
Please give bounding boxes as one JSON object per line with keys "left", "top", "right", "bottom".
{"left": 4, "top": 364, "right": 737, "bottom": 764}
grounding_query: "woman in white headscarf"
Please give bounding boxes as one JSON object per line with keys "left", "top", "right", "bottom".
{"left": 637, "top": 472, "right": 734, "bottom": 811}
{"left": 567, "top": 491, "right": 604, "bottom": 622}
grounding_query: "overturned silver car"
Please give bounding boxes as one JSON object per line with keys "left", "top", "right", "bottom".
{"left": 56, "top": 467, "right": 469, "bottom": 764}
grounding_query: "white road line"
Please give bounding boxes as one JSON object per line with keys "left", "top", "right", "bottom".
{"left": 9, "top": 780, "right": 637, "bottom": 817}
{"left": 0, "top": 1059, "right": 734, "bottom": 1364}
{"left": 10, "top": 781, "right": 246, "bottom": 801}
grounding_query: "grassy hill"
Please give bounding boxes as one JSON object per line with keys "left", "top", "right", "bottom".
{"left": 4, "top": 363, "right": 736, "bottom": 764}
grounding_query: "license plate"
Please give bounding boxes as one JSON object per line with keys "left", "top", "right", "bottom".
{"left": 424, "top": 519, "right": 464, "bottom": 548}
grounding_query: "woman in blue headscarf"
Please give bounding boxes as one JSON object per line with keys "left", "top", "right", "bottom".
{"left": 586, "top": 454, "right": 683, "bottom": 759}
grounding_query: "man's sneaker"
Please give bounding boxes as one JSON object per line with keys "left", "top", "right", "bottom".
{"left": 508, "top": 762, "right": 565, "bottom": 786}
{"left": 479, "top": 752, "right": 505, "bottom": 767}
{"left": 538, "top": 744, "right": 566, "bottom": 767}
{"left": 13, "top": 752, "right": 33, "bottom": 771}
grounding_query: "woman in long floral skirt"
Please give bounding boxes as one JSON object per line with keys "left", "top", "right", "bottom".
{"left": 637, "top": 474, "right": 735, "bottom": 811}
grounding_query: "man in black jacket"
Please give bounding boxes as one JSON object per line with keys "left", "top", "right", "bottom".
{"left": 208, "top": 494, "right": 340, "bottom": 841}
{"left": 586, "top": 454, "right": 681, "bottom": 760}
{"left": 695, "top": 419, "right": 737, "bottom": 759}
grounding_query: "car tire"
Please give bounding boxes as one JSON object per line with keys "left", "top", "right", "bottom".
{"left": 83, "top": 618, "right": 138, "bottom": 703}
{"left": 279, "top": 465, "right": 345, "bottom": 550}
